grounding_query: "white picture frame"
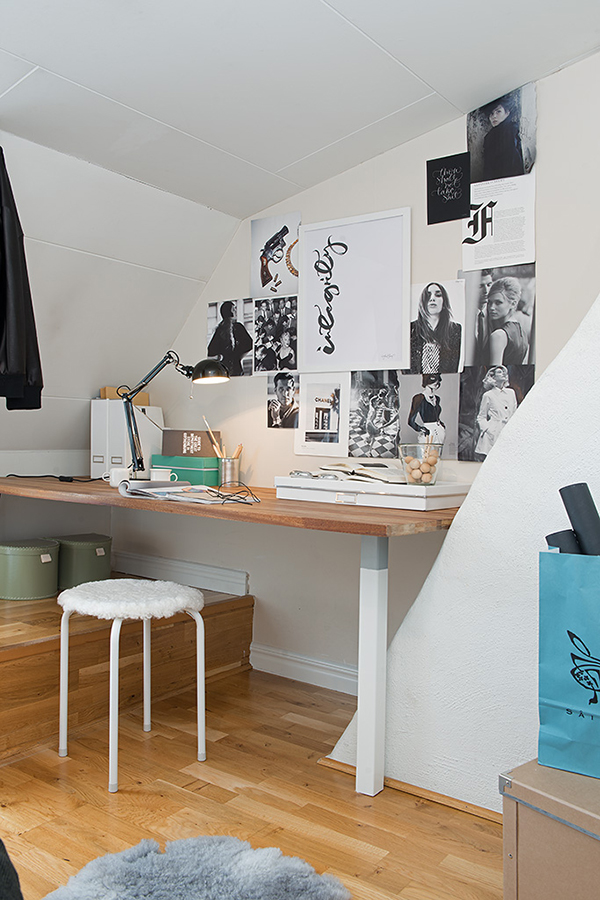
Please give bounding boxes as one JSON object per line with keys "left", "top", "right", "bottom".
{"left": 298, "top": 208, "right": 411, "bottom": 373}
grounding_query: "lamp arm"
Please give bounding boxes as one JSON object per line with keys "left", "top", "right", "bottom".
{"left": 118, "top": 351, "right": 192, "bottom": 474}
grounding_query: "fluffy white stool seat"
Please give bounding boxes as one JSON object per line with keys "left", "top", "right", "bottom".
{"left": 58, "top": 578, "right": 205, "bottom": 619}
{"left": 58, "top": 578, "right": 205, "bottom": 793}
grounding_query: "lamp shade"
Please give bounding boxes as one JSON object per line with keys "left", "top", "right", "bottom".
{"left": 191, "top": 358, "right": 230, "bottom": 384}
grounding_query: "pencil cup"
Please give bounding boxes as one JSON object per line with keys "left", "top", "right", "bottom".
{"left": 218, "top": 457, "right": 241, "bottom": 485}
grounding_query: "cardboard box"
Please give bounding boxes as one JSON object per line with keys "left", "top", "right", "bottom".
{"left": 161, "top": 429, "right": 220, "bottom": 457}
{"left": 151, "top": 454, "right": 219, "bottom": 486}
{"left": 100, "top": 386, "right": 150, "bottom": 406}
{"left": 500, "top": 758, "right": 600, "bottom": 899}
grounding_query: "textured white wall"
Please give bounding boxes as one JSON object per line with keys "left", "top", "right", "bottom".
{"left": 332, "top": 294, "right": 600, "bottom": 812}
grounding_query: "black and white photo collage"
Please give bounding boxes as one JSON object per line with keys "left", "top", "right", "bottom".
{"left": 204, "top": 83, "right": 536, "bottom": 459}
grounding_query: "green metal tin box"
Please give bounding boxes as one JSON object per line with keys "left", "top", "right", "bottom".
{"left": 53, "top": 533, "right": 112, "bottom": 590}
{"left": 0, "top": 539, "right": 60, "bottom": 600}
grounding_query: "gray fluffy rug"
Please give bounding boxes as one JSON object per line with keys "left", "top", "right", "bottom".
{"left": 44, "top": 835, "right": 351, "bottom": 900}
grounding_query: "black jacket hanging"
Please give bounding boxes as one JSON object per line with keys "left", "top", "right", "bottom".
{"left": 0, "top": 147, "right": 43, "bottom": 409}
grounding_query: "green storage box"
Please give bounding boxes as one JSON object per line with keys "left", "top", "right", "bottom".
{"left": 53, "top": 533, "right": 112, "bottom": 590}
{"left": 0, "top": 539, "right": 60, "bottom": 600}
{"left": 151, "top": 454, "right": 219, "bottom": 486}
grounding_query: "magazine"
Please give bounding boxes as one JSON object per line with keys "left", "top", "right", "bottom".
{"left": 117, "top": 480, "right": 260, "bottom": 504}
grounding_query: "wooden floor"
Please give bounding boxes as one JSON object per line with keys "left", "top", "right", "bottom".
{"left": 1, "top": 670, "right": 503, "bottom": 900}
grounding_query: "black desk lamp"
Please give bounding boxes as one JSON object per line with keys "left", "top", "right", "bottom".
{"left": 117, "top": 351, "right": 229, "bottom": 475}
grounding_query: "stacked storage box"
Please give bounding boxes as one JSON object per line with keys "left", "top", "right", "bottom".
{"left": 54, "top": 533, "right": 112, "bottom": 590}
{"left": 151, "top": 455, "right": 220, "bottom": 486}
{"left": 0, "top": 539, "right": 60, "bottom": 600}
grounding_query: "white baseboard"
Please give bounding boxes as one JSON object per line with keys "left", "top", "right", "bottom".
{"left": 112, "top": 550, "right": 249, "bottom": 596}
{"left": 0, "top": 450, "right": 89, "bottom": 476}
{"left": 250, "top": 642, "right": 357, "bottom": 696}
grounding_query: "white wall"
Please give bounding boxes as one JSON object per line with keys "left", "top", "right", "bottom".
{"left": 0, "top": 129, "right": 238, "bottom": 476}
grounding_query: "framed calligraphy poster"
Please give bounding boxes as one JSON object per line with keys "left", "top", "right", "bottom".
{"left": 298, "top": 208, "right": 411, "bottom": 373}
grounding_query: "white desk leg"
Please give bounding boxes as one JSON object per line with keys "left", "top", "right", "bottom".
{"left": 356, "top": 534, "right": 388, "bottom": 796}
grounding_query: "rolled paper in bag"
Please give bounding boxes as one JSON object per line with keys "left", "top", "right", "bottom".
{"left": 559, "top": 483, "right": 600, "bottom": 555}
{"left": 545, "top": 529, "right": 582, "bottom": 554}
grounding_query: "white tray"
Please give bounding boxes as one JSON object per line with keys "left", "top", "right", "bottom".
{"left": 274, "top": 476, "right": 470, "bottom": 511}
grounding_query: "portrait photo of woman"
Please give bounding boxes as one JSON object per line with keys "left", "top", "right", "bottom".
{"left": 481, "top": 94, "right": 524, "bottom": 182}
{"left": 458, "top": 363, "right": 534, "bottom": 461}
{"left": 474, "top": 366, "right": 517, "bottom": 460}
{"left": 467, "top": 83, "right": 537, "bottom": 184}
{"left": 409, "top": 280, "right": 464, "bottom": 374}
{"left": 484, "top": 277, "right": 529, "bottom": 366}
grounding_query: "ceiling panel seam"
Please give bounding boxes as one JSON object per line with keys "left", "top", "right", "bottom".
{"left": 275, "top": 92, "right": 461, "bottom": 175}
{"left": 8, "top": 65, "right": 305, "bottom": 188}
{"left": 26, "top": 237, "right": 209, "bottom": 283}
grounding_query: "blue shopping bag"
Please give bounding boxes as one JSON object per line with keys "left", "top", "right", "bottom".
{"left": 538, "top": 551, "right": 600, "bottom": 778}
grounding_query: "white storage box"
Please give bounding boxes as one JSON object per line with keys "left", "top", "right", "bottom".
{"left": 274, "top": 476, "right": 470, "bottom": 511}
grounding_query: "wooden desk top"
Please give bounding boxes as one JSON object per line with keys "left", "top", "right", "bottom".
{"left": 0, "top": 477, "right": 459, "bottom": 538}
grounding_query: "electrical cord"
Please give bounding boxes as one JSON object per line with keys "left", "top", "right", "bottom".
{"left": 5, "top": 474, "right": 104, "bottom": 482}
{"left": 207, "top": 482, "right": 260, "bottom": 504}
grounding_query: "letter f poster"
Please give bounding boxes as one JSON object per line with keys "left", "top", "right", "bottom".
{"left": 298, "top": 208, "right": 411, "bottom": 373}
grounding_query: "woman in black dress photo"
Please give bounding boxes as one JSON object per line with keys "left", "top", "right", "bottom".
{"left": 207, "top": 300, "right": 253, "bottom": 376}
{"left": 409, "top": 282, "right": 462, "bottom": 374}
{"left": 407, "top": 374, "right": 446, "bottom": 444}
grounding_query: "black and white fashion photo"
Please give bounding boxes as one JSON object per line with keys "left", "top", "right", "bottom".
{"left": 400, "top": 371, "right": 460, "bottom": 459}
{"left": 408, "top": 280, "right": 465, "bottom": 374}
{"left": 254, "top": 296, "right": 297, "bottom": 373}
{"left": 407, "top": 374, "right": 446, "bottom": 445}
{"left": 206, "top": 298, "right": 253, "bottom": 377}
{"left": 266, "top": 371, "right": 299, "bottom": 429}
{"left": 459, "top": 264, "right": 536, "bottom": 367}
{"left": 348, "top": 370, "right": 400, "bottom": 458}
{"left": 458, "top": 364, "right": 535, "bottom": 461}
{"left": 468, "top": 83, "right": 537, "bottom": 184}
{"left": 294, "top": 373, "right": 350, "bottom": 457}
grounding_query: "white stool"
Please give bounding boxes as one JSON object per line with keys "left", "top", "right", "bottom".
{"left": 58, "top": 578, "right": 205, "bottom": 792}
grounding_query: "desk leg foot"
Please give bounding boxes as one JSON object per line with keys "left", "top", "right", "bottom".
{"left": 356, "top": 535, "right": 388, "bottom": 796}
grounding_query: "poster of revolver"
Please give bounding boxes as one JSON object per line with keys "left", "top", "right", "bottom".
{"left": 250, "top": 212, "right": 301, "bottom": 298}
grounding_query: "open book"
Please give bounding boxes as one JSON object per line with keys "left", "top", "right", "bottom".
{"left": 319, "top": 461, "right": 407, "bottom": 484}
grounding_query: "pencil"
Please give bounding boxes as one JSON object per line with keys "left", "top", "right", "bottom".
{"left": 203, "top": 416, "right": 223, "bottom": 458}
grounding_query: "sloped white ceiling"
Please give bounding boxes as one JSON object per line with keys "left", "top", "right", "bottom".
{"left": 0, "top": 0, "right": 599, "bottom": 220}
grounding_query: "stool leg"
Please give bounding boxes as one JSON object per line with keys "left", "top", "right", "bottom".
{"left": 187, "top": 610, "right": 206, "bottom": 761}
{"left": 58, "top": 610, "right": 73, "bottom": 757}
{"left": 143, "top": 618, "right": 151, "bottom": 732}
{"left": 108, "top": 618, "right": 123, "bottom": 792}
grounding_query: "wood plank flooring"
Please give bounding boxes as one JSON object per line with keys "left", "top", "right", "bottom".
{"left": 0, "top": 670, "right": 503, "bottom": 900}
